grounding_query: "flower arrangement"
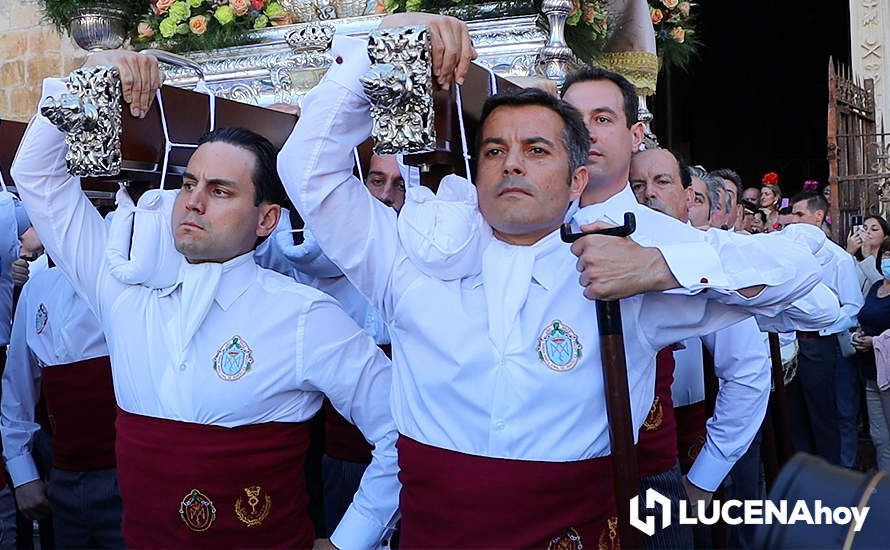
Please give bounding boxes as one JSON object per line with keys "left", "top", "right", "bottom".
{"left": 38, "top": 0, "right": 150, "bottom": 36}
{"left": 383, "top": 0, "right": 610, "bottom": 66}
{"left": 648, "top": 0, "right": 699, "bottom": 71}
{"left": 134, "top": 0, "right": 294, "bottom": 52}
{"left": 761, "top": 171, "right": 780, "bottom": 185}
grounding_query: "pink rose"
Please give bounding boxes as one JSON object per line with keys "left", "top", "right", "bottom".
{"left": 137, "top": 21, "right": 156, "bottom": 38}
{"left": 229, "top": 0, "right": 250, "bottom": 16}
{"left": 678, "top": 1, "right": 691, "bottom": 17}
{"left": 671, "top": 26, "right": 686, "bottom": 43}
{"left": 662, "top": 0, "right": 679, "bottom": 8}
{"left": 250, "top": 0, "right": 265, "bottom": 9}
{"left": 650, "top": 8, "right": 663, "bottom": 25}
{"left": 155, "top": 0, "right": 176, "bottom": 14}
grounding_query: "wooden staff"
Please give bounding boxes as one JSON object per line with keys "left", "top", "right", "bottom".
{"left": 562, "top": 213, "right": 643, "bottom": 549}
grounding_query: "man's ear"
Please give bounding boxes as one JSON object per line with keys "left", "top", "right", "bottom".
{"left": 684, "top": 186, "right": 695, "bottom": 209}
{"left": 630, "top": 122, "right": 645, "bottom": 152}
{"left": 256, "top": 203, "right": 281, "bottom": 238}
{"left": 569, "top": 165, "right": 588, "bottom": 200}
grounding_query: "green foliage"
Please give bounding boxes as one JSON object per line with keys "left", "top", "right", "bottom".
{"left": 38, "top": 0, "right": 150, "bottom": 35}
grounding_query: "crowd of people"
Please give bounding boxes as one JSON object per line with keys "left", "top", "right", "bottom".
{"left": 0, "top": 10, "right": 882, "bottom": 550}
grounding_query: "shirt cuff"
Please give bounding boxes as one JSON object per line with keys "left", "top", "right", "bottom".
{"left": 686, "top": 443, "right": 736, "bottom": 492}
{"left": 330, "top": 503, "right": 386, "bottom": 550}
{"left": 7, "top": 454, "right": 39, "bottom": 488}
{"left": 657, "top": 242, "right": 729, "bottom": 293}
{"left": 323, "top": 35, "right": 372, "bottom": 99}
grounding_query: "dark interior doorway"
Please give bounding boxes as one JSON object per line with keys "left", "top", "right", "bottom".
{"left": 651, "top": 1, "right": 852, "bottom": 195}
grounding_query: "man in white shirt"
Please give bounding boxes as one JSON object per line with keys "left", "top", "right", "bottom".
{"left": 281, "top": 13, "right": 833, "bottom": 547}
{"left": 12, "top": 51, "right": 399, "bottom": 549}
{"left": 1, "top": 256, "right": 122, "bottom": 548}
{"left": 627, "top": 146, "right": 771, "bottom": 549}
{"left": 364, "top": 154, "right": 406, "bottom": 212}
{"left": 788, "top": 189, "right": 864, "bottom": 466}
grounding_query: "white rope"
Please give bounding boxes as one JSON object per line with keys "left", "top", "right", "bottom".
{"left": 353, "top": 147, "right": 364, "bottom": 182}
{"left": 475, "top": 62, "right": 499, "bottom": 95}
{"left": 154, "top": 80, "right": 216, "bottom": 190}
{"left": 454, "top": 84, "right": 473, "bottom": 184}
{"left": 0, "top": 169, "right": 7, "bottom": 192}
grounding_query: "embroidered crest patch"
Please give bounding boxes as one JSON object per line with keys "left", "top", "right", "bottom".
{"left": 179, "top": 489, "right": 216, "bottom": 532}
{"left": 213, "top": 336, "right": 254, "bottom": 381}
{"left": 642, "top": 396, "right": 664, "bottom": 431}
{"left": 36, "top": 304, "right": 48, "bottom": 334}
{"left": 235, "top": 485, "right": 271, "bottom": 527}
{"left": 547, "top": 527, "right": 582, "bottom": 550}
{"left": 536, "top": 320, "right": 582, "bottom": 372}
{"left": 598, "top": 517, "right": 619, "bottom": 550}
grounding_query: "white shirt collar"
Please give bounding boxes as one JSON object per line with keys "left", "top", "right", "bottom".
{"left": 571, "top": 184, "right": 639, "bottom": 227}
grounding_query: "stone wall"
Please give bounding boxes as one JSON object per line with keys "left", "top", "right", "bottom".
{"left": 0, "top": 1, "right": 86, "bottom": 122}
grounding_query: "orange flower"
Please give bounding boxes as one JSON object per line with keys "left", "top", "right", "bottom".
{"left": 650, "top": 8, "right": 663, "bottom": 25}
{"left": 662, "top": 0, "right": 679, "bottom": 8}
{"left": 229, "top": 0, "right": 250, "bottom": 16}
{"left": 189, "top": 14, "right": 207, "bottom": 34}
{"left": 671, "top": 26, "right": 686, "bottom": 43}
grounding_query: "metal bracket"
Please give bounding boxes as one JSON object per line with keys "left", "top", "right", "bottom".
{"left": 361, "top": 25, "right": 435, "bottom": 155}
{"left": 40, "top": 65, "right": 122, "bottom": 177}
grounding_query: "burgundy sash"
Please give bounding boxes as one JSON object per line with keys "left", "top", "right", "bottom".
{"left": 41, "top": 356, "right": 117, "bottom": 471}
{"left": 324, "top": 399, "right": 372, "bottom": 464}
{"left": 397, "top": 435, "right": 619, "bottom": 549}
{"left": 674, "top": 401, "right": 708, "bottom": 474}
{"left": 115, "top": 409, "right": 313, "bottom": 548}
{"left": 637, "top": 347, "right": 679, "bottom": 477}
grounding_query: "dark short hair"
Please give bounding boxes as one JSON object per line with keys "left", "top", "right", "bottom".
{"left": 197, "top": 127, "right": 290, "bottom": 208}
{"left": 740, "top": 199, "right": 759, "bottom": 214}
{"left": 790, "top": 189, "right": 829, "bottom": 215}
{"left": 711, "top": 168, "right": 742, "bottom": 195}
{"left": 877, "top": 237, "right": 890, "bottom": 275}
{"left": 478, "top": 88, "right": 590, "bottom": 175}
{"left": 561, "top": 65, "right": 639, "bottom": 128}
{"left": 632, "top": 148, "right": 691, "bottom": 188}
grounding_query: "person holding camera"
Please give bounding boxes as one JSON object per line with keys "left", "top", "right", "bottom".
{"left": 847, "top": 215, "right": 890, "bottom": 293}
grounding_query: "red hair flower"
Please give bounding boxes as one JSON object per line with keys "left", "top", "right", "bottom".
{"left": 762, "top": 172, "right": 779, "bottom": 185}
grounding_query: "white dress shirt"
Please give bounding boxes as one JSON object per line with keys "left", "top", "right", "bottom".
{"left": 12, "top": 79, "right": 399, "bottom": 550}
{"left": 814, "top": 238, "right": 863, "bottom": 336}
{"left": 1, "top": 266, "right": 108, "bottom": 487}
{"left": 0, "top": 192, "right": 19, "bottom": 346}
{"left": 279, "top": 37, "right": 827, "bottom": 463}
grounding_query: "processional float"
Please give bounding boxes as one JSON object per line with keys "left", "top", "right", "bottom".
{"left": 23, "top": 2, "right": 684, "bottom": 547}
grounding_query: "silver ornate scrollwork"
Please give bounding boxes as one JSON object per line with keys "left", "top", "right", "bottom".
{"left": 361, "top": 25, "right": 435, "bottom": 155}
{"left": 536, "top": 0, "right": 577, "bottom": 85}
{"left": 40, "top": 65, "right": 122, "bottom": 176}
{"left": 285, "top": 22, "right": 335, "bottom": 53}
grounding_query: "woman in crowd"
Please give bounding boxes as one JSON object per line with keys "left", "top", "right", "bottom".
{"left": 760, "top": 177, "right": 782, "bottom": 231}
{"left": 852, "top": 237, "right": 890, "bottom": 472}
{"left": 751, "top": 209, "right": 767, "bottom": 234}
{"left": 847, "top": 215, "right": 890, "bottom": 294}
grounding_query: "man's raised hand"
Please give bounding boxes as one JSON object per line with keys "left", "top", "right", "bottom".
{"left": 83, "top": 50, "right": 161, "bottom": 119}
{"left": 379, "top": 13, "right": 477, "bottom": 90}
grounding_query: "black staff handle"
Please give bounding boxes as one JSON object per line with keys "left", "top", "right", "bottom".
{"left": 562, "top": 213, "right": 644, "bottom": 549}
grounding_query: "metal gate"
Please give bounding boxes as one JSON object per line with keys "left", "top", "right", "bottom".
{"left": 827, "top": 59, "right": 888, "bottom": 243}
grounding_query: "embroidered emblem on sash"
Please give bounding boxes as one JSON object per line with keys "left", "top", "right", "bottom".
{"left": 597, "top": 517, "right": 619, "bottom": 550}
{"left": 36, "top": 304, "right": 48, "bottom": 334}
{"left": 547, "top": 527, "right": 582, "bottom": 550}
{"left": 213, "top": 336, "right": 254, "bottom": 381}
{"left": 537, "top": 320, "right": 582, "bottom": 372}
{"left": 642, "top": 396, "right": 664, "bottom": 431}
{"left": 235, "top": 485, "right": 272, "bottom": 527}
{"left": 179, "top": 489, "right": 216, "bottom": 532}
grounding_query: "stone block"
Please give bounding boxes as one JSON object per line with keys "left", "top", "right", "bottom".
{"left": 0, "top": 31, "right": 28, "bottom": 59}
{"left": 28, "top": 27, "right": 63, "bottom": 54}
{"left": 9, "top": 87, "right": 39, "bottom": 122}
{"left": 26, "top": 55, "right": 61, "bottom": 82}
{"left": 0, "top": 61, "right": 25, "bottom": 90}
